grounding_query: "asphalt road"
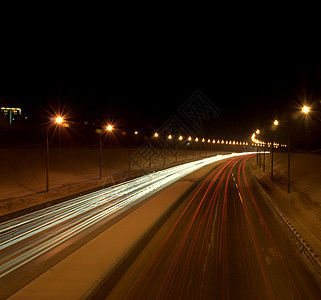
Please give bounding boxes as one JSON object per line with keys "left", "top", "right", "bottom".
{"left": 0, "top": 154, "right": 247, "bottom": 298}
{"left": 98, "top": 155, "right": 321, "bottom": 299}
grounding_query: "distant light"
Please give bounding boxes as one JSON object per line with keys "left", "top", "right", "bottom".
{"left": 195, "top": 138, "right": 199, "bottom": 142}
{"left": 207, "top": 139, "right": 211, "bottom": 143}
{"left": 273, "top": 120, "right": 279, "bottom": 126}
{"left": 154, "top": 132, "right": 158, "bottom": 137}
{"left": 55, "top": 116, "right": 63, "bottom": 124}
{"left": 179, "top": 135, "right": 183, "bottom": 140}
{"left": 188, "top": 136, "right": 192, "bottom": 141}
{"left": 134, "top": 131, "right": 138, "bottom": 135}
{"left": 256, "top": 129, "right": 260, "bottom": 134}
{"left": 106, "top": 124, "right": 113, "bottom": 131}
{"left": 168, "top": 134, "right": 172, "bottom": 140}
{"left": 302, "top": 106, "right": 310, "bottom": 114}
{"left": 202, "top": 138, "right": 205, "bottom": 142}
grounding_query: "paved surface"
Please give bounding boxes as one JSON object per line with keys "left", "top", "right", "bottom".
{"left": 3, "top": 154, "right": 321, "bottom": 299}
{"left": 4, "top": 156, "right": 225, "bottom": 299}
{"left": 100, "top": 155, "right": 321, "bottom": 299}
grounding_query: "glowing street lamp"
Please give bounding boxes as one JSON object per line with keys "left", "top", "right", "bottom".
{"left": 270, "top": 119, "right": 279, "bottom": 180}
{"left": 99, "top": 124, "right": 114, "bottom": 180}
{"left": 55, "top": 116, "right": 63, "bottom": 124}
{"left": 46, "top": 116, "right": 65, "bottom": 192}
{"left": 154, "top": 132, "right": 159, "bottom": 138}
{"left": 302, "top": 105, "right": 310, "bottom": 114}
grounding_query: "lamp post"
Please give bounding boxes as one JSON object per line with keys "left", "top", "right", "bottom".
{"left": 167, "top": 134, "right": 172, "bottom": 163}
{"left": 286, "top": 104, "right": 315, "bottom": 192}
{"left": 271, "top": 120, "right": 279, "bottom": 181}
{"left": 178, "top": 135, "right": 183, "bottom": 161}
{"left": 195, "top": 138, "right": 199, "bottom": 158}
{"left": 255, "top": 129, "right": 260, "bottom": 165}
{"left": 188, "top": 136, "right": 192, "bottom": 160}
{"left": 287, "top": 131, "right": 291, "bottom": 193}
{"left": 263, "top": 142, "right": 266, "bottom": 173}
{"left": 283, "top": 104, "right": 312, "bottom": 193}
{"left": 46, "top": 116, "right": 64, "bottom": 192}
{"left": 99, "top": 124, "right": 113, "bottom": 180}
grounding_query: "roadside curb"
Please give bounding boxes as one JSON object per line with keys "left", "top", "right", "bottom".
{"left": 249, "top": 165, "right": 321, "bottom": 288}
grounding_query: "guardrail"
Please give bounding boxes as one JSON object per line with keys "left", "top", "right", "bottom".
{"left": 249, "top": 166, "right": 321, "bottom": 288}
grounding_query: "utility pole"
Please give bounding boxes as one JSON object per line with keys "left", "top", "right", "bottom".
{"left": 287, "top": 134, "right": 291, "bottom": 193}
{"left": 271, "top": 140, "right": 274, "bottom": 181}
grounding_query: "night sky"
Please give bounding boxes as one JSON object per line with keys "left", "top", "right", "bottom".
{"left": 1, "top": 15, "right": 321, "bottom": 147}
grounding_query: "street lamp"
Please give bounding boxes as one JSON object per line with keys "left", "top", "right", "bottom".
{"left": 99, "top": 124, "right": 113, "bottom": 180}
{"left": 128, "top": 129, "right": 140, "bottom": 173}
{"left": 255, "top": 129, "right": 260, "bottom": 165}
{"left": 46, "top": 116, "right": 64, "bottom": 192}
{"left": 302, "top": 105, "right": 310, "bottom": 114}
{"left": 271, "top": 120, "right": 279, "bottom": 181}
{"left": 283, "top": 105, "right": 314, "bottom": 193}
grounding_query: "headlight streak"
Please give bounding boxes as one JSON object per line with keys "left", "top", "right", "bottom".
{"left": 0, "top": 152, "right": 255, "bottom": 278}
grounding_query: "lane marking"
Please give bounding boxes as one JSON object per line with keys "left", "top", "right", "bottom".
{"left": 232, "top": 173, "right": 243, "bottom": 204}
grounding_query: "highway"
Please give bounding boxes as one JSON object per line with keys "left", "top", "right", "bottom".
{"left": 97, "top": 155, "right": 321, "bottom": 299}
{"left": 0, "top": 153, "right": 252, "bottom": 297}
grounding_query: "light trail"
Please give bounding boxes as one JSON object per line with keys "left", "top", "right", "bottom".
{"left": 0, "top": 152, "right": 254, "bottom": 278}
{"left": 117, "top": 153, "right": 318, "bottom": 299}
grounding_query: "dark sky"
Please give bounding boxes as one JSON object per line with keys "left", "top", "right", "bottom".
{"left": 1, "top": 14, "right": 321, "bottom": 144}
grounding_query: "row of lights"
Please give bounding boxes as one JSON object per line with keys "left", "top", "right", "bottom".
{"left": 251, "top": 131, "right": 284, "bottom": 148}
{"left": 251, "top": 105, "right": 312, "bottom": 148}
{"left": 155, "top": 133, "right": 249, "bottom": 145}
{"left": 50, "top": 104, "right": 313, "bottom": 134}
{"left": 53, "top": 116, "right": 250, "bottom": 146}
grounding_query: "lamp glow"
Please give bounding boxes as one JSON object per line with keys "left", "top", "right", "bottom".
{"left": 302, "top": 106, "right": 310, "bottom": 114}
{"left": 55, "top": 116, "right": 63, "bottom": 124}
